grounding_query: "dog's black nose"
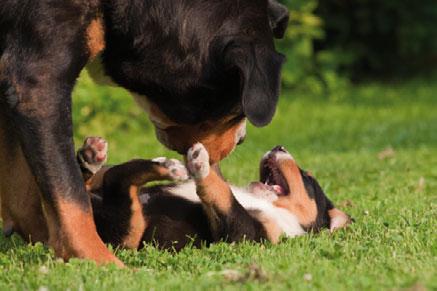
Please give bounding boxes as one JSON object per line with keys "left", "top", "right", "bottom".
{"left": 272, "top": 145, "right": 286, "bottom": 152}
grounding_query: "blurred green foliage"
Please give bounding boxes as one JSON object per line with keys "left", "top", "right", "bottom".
{"left": 277, "top": 0, "right": 349, "bottom": 95}
{"left": 277, "top": 0, "right": 437, "bottom": 91}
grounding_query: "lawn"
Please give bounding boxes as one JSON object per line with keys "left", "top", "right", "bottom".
{"left": 0, "top": 73, "right": 436, "bottom": 290}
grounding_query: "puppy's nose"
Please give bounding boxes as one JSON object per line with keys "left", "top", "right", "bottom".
{"left": 272, "top": 145, "right": 286, "bottom": 152}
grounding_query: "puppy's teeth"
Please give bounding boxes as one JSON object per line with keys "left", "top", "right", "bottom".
{"left": 272, "top": 185, "right": 284, "bottom": 195}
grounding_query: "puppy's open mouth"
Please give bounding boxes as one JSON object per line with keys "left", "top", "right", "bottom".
{"left": 259, "top": 154, "right": 290, "bottom": 196}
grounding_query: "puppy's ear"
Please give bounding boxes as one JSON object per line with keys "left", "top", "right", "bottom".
{"left": 328, "top": 208, "right": 352, "bottom": 232}
{"left": 267, "top": 0, "right": 290, "bottom": 39}
{"left": 226, "top": 45, "right": 285, "bottom": 127}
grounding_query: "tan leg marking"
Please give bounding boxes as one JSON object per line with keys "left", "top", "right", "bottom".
{"left": 50, "top": 199, "right": 123, "bottom": 266}
{"left": 120, "top": 186, "right": 147, "bottom": 249}
{"left": 194, "top": 168, "right": 233, "bottom": 236}
{"left": 85, "top": 166, "right": 110, "bottom": 192}
{"left": 0, "top": 113, "right": 48, "bottom": 243}
{"left": 196, "top": 170, "right": 233, "bottom": 214}
{"left": 250, "top": 211, "right": 282, "bottom": 244}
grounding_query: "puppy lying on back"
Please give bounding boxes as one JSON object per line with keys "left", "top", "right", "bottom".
{"left": 77, "top": 137, "right": 351, "bottom": 251}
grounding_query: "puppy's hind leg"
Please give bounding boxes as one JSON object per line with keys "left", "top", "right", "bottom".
{"left": 95, "top": 157, "right": 188, "bottom": 249}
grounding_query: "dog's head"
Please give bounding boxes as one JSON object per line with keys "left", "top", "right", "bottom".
{"left": 248, "top": 146, "right": 352, "bottom": 232}
{"left": 102, "top": 0, "right": 289, "bottom": 163}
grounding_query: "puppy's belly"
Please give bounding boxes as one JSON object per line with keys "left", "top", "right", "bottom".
{"left": 166, "top": 181, "right": 306, "bottom": 238}
{"left": 230, "top": 186, "right": 305, "bottom": 237}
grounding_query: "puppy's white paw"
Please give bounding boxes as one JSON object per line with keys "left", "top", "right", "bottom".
{"left": 152, "top": 157, "right": 189, "bottom": 181}
{"left": 186, "top": 143, "right": 210, "bottom": 180}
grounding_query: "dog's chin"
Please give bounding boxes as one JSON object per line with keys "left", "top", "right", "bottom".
{"left": 153, "top": 117, "right": 246, "bottom": 164}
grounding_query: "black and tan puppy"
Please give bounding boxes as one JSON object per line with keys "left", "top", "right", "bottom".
{"left": 0, "top": 0, "right": 289, "bottom": 263}
{"left": 77, "top": 138, "right": 351, "bottom": 251}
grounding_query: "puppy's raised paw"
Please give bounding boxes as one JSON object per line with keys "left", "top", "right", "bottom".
{"left": 78, "top": 136, "right": 108, "bottom": 173}
{"left": 186, "top": 143, "right": 210, "bottom": 180}
{"left": 152, "top": 157, "right": 189, "bottom": 181}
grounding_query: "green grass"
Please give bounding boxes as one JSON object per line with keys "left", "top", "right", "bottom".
{"left": 1, "top": 73, "right": 436, "bottom": 290}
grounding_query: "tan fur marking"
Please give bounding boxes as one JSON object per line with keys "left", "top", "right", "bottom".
{"left": 251, "top": 211, "right": 282, "bottom": 243}
{"left": 121, "top": 186, "right": 147, "bottom": 249}
{"left": 86, "top": 18, "right": 105, "bottom": 59}
{"left": 194, "top": 168, "right": 233, "bottom": 233}
{"left": 156, "top": 118, "right": 245, "bottom": 163}
{"left": 85, "top": 166, "right": 111, "bottom": 192}
{"left": 53, "top": 199, "right": 123, "bottom": 266}
{"left": 1, "top": 113, "right": 122, "bottom": 265}
{"left": 273, "top": 159, "right": 318, "bottom": 227}
{"left": 195, "top": 169, "right": 233, "bottom": 213}
{"left": 0, "top": 113, "right": 48, "bottom": 243}
{"left": 132, "top": 95, "right": 244, "bottom": 163}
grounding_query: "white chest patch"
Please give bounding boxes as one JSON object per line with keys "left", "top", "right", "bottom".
{"left": 166, "top": 181, "right": 306, "bottom": 238}
{"left": 230, "top": 186, "right": 306, "bottom": 237}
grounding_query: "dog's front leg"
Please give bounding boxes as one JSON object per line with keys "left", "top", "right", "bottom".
{"left": 0, "top": 6, "right": 121, "bottom": 264}
{"left": 186, "top": 143, "right": 267, "bottom": 243}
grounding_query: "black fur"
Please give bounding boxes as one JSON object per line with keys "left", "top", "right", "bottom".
{"left": 300, "top": 169, "right": 334, "bottom": 232}
{"left": 0, "top": 0, "right": 98, "bottom": 209}
{"left": 0, "top": 0, "right": 288, "bottom": 253}
{"left": 84, "top": 162, "right": 337, "bottom": 251}
{"left": 140, "top": 187, "right": 212, "bottom": 250}
{"left": 91, "top": 178, "right": 268, "bottom": 251}
{"left": 267, "top": 0, "right": 290, "bottom": 39}
{"left": 101, "top": 0, "right": 287, "bottom": 125}
{"left": 74, "top": 141, "right": 342, "bottom": 251}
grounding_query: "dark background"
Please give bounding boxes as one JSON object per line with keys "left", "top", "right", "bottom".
{"left": 278, "top": 0, "right": 437, "bottom": 91}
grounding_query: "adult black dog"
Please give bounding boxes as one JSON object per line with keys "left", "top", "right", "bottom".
{"left": 0, "top": 0, "right": 288, "bottom": 265}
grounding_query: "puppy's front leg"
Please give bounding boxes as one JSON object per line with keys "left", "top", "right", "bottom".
{"left": 187, "top": 143, "right": 266, "bottom": 243}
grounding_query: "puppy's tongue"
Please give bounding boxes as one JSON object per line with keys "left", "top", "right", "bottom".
{"left": 271, "top": 184, "right": 285, "bottom": 195}
{"left": 249, "top": 182, "right": 286, "bottom": 196}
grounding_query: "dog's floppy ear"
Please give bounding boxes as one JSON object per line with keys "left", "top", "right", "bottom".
{"left": 226, "top": 45, "right": 285, "bottom": 127}
{"left": 267, "top": 0, "right": 290, "bottom": 39}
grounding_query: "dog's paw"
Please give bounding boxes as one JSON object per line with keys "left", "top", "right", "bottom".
{"left": 78, "top": 137, "right": 108, "bottom": 173}
{"left": 152, "top": 157, "right": 189, "bottom": 181}
{"left": 186, "top": 143, "right": 210, "bottom": 180}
